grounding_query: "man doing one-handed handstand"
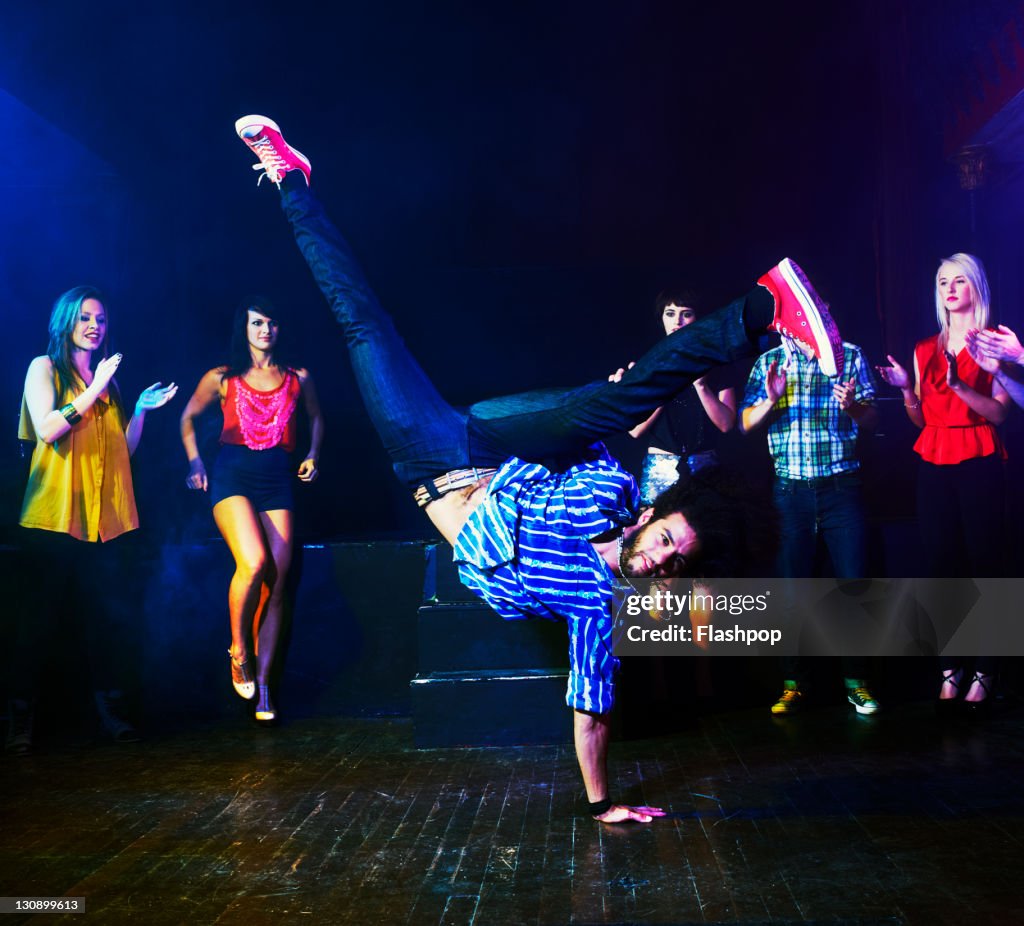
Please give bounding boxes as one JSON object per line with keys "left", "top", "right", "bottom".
{"left": 234, "top": 114, "right": 843, "bottom": 824}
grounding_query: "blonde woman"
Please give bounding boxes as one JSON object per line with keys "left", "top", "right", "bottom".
{"left": 878, "top": 254, "right": 1009, "bottom": 714}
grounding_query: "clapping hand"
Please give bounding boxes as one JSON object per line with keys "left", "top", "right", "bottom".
{"left": 968, "top": 325, "right": 1024, "bottom": 365}
{"left": 92, "top": 353, "right": 123, "bottom": 394}
{"left": 876, "top": 355, "right": 910, "bottom": 389}
{"left": 832, "top": 377, "right": 857, "bottom": 412}
{"left": 944, "top": 350, "right": 960, "bottom": 388}
{"left": 765, "top": 359, "right": 787, "bottom": 402}
{"left": 965, "top": 330, "right": 1000, "bottom": 374}
{"left": 135, "top": 382, "right": 178, "bottom": 413}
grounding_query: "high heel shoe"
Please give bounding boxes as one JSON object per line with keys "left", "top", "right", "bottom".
{"left": 254, "top": 685, "right": 277, "bottom": 724}
{"left": 964, "top": 672, "right": 993, "bottom": 719}
{"left": 935, "top": 669, "right": 962, "bottom": 719}
{"left": 229, "top": 651, "right": 256, "bottom": 700}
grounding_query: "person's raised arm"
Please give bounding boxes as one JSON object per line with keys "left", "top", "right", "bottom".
{"left": 741, "top": 359, "right": 786, "bottom": 433}
{"left": 967, "top": 327, "right": 1024, "bottom": 411}
{"left": 695, "top": 381, "right": 738, "bottom": 432}
{"left": 992, "top": 364, "right": 1024, "bottom": 411}
{"left": 877, "top": 354, "right": 924, "bottom": 428}
{"left": 23, "top": 353, "right": 122, "bottom": 445}
{"left": 945, "top": 350, "right": 1010, "bottom": 425}
{"left": 969, "top": 324, "right": 1024, "bottom": 366}
{"left": 125, "top": 381, "right": 178, "bottom": 456}
{"left": 607, "top": 361, "right": 665, "bottom": 438}
{"left": 832, "top": 376, "right": 879, "bottom": 429}
{"left": 833, "top": 349, "right": 879, "bottom": 430}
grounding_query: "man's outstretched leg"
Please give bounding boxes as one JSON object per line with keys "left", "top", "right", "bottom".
{"left": 235, "top": 116, "right": 506, "bottom": 544}
{"left": 466, "top": 264, "right": 844, "bottom": 460}
{"left": 236, "top": 116, "right": 842, "bottom": 488}
{"left": 235, "top": 115, "right": 484, "bottom": 494}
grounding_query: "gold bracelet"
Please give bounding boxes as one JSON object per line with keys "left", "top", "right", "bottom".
{"left": 904, "top": 399, "right": 920, "bottom": 410}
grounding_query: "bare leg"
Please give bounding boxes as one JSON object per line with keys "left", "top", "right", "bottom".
{"left": 254, "top": 509, "right": 294, "bottom": 687}
{"left": 212, "top": 496, "right": 268, "bottom": 667}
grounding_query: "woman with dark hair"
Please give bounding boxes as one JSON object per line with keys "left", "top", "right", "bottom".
{"left": 180, "top": 300, "right": 323, "bottom": 724}
{"left": 878, "top": 253, "right": 1009, "bottom": 714}
{"left": 619, "top": 289, "right": 738, "bottom": 503}
{"left": 8, "top": 286, "right": 177, "bottom": 754}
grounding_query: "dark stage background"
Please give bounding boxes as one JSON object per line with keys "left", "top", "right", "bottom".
{"left": 2, "top": 0, "right": 1024, "bottom": 547}
{"left": 6, "top": 10, "right": 1024, "bottom": 921}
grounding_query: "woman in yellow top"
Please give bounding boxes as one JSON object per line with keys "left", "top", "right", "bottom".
{"left": 8, "top": 286, "right": 176, "bottom": 755}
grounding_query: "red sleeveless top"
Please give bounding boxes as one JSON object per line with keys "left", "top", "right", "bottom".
{"left": 913, "top": 334, "right": 1005, "bottom": 465}
{"left": 220, "top": 370, "right": 301, "bottom": 452}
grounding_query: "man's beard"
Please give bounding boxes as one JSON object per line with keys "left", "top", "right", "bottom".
{"left": 619, "top": 523, "right": 693, "bottom": 579}
{"left": 619, "top": 526, "right": 652, "bottom": 578}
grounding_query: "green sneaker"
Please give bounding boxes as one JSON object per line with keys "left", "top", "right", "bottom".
{"left": 847, "top": 686, "right": 880, "bottom": 715}
{"left": 771, "top": 687, "right": 803, "bottom": 715}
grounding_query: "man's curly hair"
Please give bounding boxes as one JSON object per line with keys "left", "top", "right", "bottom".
{"left": 649, "top": 466, "right": 777, "bottom": 578}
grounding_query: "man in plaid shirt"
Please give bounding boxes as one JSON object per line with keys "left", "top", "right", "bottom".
{"left": 742, "top": 338, "right": 881, "bottom": 715}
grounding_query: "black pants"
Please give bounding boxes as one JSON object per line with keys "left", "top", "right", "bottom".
{"left": 9, "top": 528, "right": 137, "bottom": 697}
{"left": 917, "top": 455, "right": 1004, "bottom": 676}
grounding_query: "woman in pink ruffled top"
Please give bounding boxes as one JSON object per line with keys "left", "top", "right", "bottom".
{"left": 180, "top": 300, "right": 324, "bottom": 724}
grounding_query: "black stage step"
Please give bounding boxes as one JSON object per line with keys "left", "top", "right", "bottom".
{"left": 412, "top": 544, "right": 573, "bottom": 747}
{"left": 416, "top": 603, "right": 568, "bottom": 673}
{"left": 410, "top": 668, "right": 572, "bottom": 747}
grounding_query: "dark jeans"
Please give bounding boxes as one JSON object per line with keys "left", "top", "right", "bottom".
{"left": 280, "top": 186, "right": 771, "bottom": 489}
{"left": 774, "top": 473, "right": 867, "bottom": 580}
{"left": 774, "top": 472, "right": 869, "bottom": 685}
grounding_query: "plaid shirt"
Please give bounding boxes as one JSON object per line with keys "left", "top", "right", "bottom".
{"left": 743, "top": 342, "right": 876, "bottom": 480}
{"left": 453, "top": 445, "right": 638, "bottom": 714}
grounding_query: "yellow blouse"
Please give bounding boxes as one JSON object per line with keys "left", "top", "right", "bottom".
{"left": 19, "top": 385, "right": 139, "bottom": 543}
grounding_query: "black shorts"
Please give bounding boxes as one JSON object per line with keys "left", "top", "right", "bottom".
{"left": 210, "top": 444, "right": 294, "bottom": 512}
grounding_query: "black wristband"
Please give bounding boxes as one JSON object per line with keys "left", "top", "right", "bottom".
{"left": 60, "top": 402, "right": 82, "bottom": 426}
{"left": 588, "top": 797, "right": 613, "bottom": 817}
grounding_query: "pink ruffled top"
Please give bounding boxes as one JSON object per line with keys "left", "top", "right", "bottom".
{"left": 220, "top": 370, "right": 300, "bottom": 452}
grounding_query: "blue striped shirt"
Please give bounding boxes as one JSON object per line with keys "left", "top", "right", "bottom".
{"left": 453, "top": 445, "right": 639, "bottom": 714}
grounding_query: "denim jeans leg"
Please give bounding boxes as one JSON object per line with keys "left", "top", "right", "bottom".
{"left": 818, "top": 476, "right": 867, "bottom": 580}
{"left": 467, "top": 295, "right": 765, "bottom": 462}
{"left": 774, "top": 478, "right": 818, "bottom": 687}
{"left": 817, "top": 476, "right": 869, "bottom": 679}
{"left": 282, "top": 185, "right": 770, "bottom": 479}
{"left": 774, "top": 478, "right": 819, "bottom": 579}
{"left": 280, "top": 187, "right": 473, "bottom": 488}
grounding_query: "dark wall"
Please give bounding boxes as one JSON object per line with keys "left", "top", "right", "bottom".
{"left": 2, "top": 2, "right": 1022, "bottom": 550}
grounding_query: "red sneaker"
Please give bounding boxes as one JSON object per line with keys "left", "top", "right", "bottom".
{"left": 759, "top": 258, "right": 842, "bottom": 377}
{"left": 235, "top": 115, "right": 311, "bottom": 188}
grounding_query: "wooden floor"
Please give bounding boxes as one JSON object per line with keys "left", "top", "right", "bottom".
{"left": 3, "top": 701, "right": 1024, "bottom": 925}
